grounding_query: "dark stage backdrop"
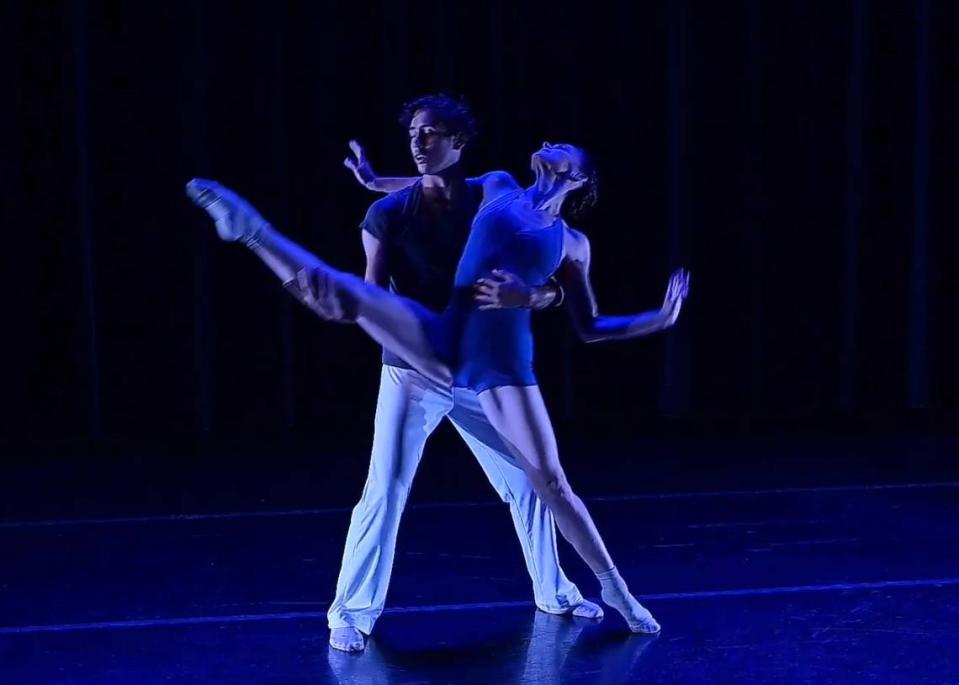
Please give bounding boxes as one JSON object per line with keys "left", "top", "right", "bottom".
{"left": 2, "top": 0, "right": 957, "bottom": 453}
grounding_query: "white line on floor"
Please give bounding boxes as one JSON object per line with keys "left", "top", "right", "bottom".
{"left": 1, "top": 481, "right": 956, "bottom": 530}
{"left": 2, "top": 576, "right": 958, "bottom": 636}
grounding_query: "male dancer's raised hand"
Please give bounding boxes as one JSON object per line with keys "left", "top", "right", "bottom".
{"left": 343, "top": 140, "right": 420, "bottom": 194}
{"left": 343, "top": 140, "right": 378, "bottom": 189}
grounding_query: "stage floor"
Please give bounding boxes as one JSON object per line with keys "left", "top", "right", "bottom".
{"left": 2, "top": 444, "right": 958, "bottom": 683}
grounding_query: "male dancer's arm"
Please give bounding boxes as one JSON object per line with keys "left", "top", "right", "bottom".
{"left": 555, "top": 228, "right": 690, "bottom": 343}
{"left": 345, "top": 143, "right": 561, "bottom": 310}
{"left": 362, "top": 231, "right": 390, "bottom": 287}
{"left": 473, "top": 270, "right": 564, "bottom": 311}
{"left": 344, "top": 140, "right": 419, "bottom": 194}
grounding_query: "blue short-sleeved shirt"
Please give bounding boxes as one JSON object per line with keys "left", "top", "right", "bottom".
{"left": 360, "top": 179, "right": 483, "bottom": 369}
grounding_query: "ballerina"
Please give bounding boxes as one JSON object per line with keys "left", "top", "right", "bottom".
{"left": 186, "top": 140, "right": 689, "bottom": 634}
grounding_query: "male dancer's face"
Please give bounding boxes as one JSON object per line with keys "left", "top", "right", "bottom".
{"left": 408, "top": 108, "right": 462, "bottom": 175}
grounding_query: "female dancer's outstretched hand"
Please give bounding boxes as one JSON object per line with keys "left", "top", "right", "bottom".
{"left": 660, "top": 268, "right": 691, "bottom": 327}
{"left": 343, "top": 140, "right": 378, "bottom": 189}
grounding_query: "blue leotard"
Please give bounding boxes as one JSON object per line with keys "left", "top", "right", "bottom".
{"left": 439, "top": 189, "right": 566, "bottom": 393}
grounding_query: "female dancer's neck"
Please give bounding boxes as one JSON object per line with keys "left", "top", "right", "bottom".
{"left": 526, "top": 178, "right": 566, "bottom": 217}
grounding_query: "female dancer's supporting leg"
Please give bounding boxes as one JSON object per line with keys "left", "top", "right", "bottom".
{"left": 478, "top": 385, "right": 661, "bottom": 633}
{"left": 185, "top": 179, "right": 450, "bottom": 386}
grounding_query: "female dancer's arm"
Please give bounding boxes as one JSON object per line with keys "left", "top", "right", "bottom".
{"left": 556, "top": 228, "right": 690, "bottom": 343}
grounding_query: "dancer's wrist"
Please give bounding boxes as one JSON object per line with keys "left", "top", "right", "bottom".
{"left": 549, "top": 278, "right": 565, "bottom": 308}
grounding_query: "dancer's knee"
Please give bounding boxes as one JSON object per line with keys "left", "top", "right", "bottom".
{"left": 536, "top": 471, "right": 574, "bottom": 507}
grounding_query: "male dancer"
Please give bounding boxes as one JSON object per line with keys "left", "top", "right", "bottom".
{"left": 327, "top": 94, "right": 600, "bottom": 653}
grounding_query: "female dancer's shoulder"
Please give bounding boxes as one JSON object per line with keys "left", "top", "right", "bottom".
{"left": 468, "top": 170, "right": 522, "bottom": 209}
{"left": 560, "top": 224, "right": 590, "bottom": 266}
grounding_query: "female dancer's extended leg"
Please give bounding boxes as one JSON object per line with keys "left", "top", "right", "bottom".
{"left": 478, "top": 385, "right": 661, "bottom": 634}
{"left": 185, "top": 178, "right": 450, "bottom": 386}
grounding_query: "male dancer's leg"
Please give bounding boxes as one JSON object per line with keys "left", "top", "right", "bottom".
{"left": 328, "top": 366, "right": 452, "bottom": 644}
{"left": 447, "top": 387, "right": 602, "bottom": 619}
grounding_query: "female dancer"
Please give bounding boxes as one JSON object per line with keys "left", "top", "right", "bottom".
{"left": 185, "top": 142, "right": 689, "bottom": 633}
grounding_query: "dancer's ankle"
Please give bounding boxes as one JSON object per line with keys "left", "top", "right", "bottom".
{"left": 595, "top": 566, "right": 661, "bottom": 633}
{"left": 242, "top": 220, "right": 269, "bottom": 249}
{"left": 595, "top": 566, "right": 626, "bottom": 589}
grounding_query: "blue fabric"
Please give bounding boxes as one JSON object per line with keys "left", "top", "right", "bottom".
{"left": 360, "top": 179, "right": 483, "bottom": 369}
{"left": 440, "top": 190, "right": 565, "bottom": 392}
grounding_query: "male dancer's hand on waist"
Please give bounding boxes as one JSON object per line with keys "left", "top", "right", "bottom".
{"left": 474, "top": 269, "right": 533, "bottom": 310}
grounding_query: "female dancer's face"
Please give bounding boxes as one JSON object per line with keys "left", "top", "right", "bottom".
{"left": 531, "top": 142, "right": 588, "bottom": 185}
{"left": 408, "top": 108, "right": 462, "bottom": 175}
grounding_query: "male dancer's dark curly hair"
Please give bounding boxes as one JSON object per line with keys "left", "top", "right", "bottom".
{"left": 398, "top": 93, "right": 479, "bottom": 147}
{"left": 564, "top": 149, "right": 600, "bottom": 221}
